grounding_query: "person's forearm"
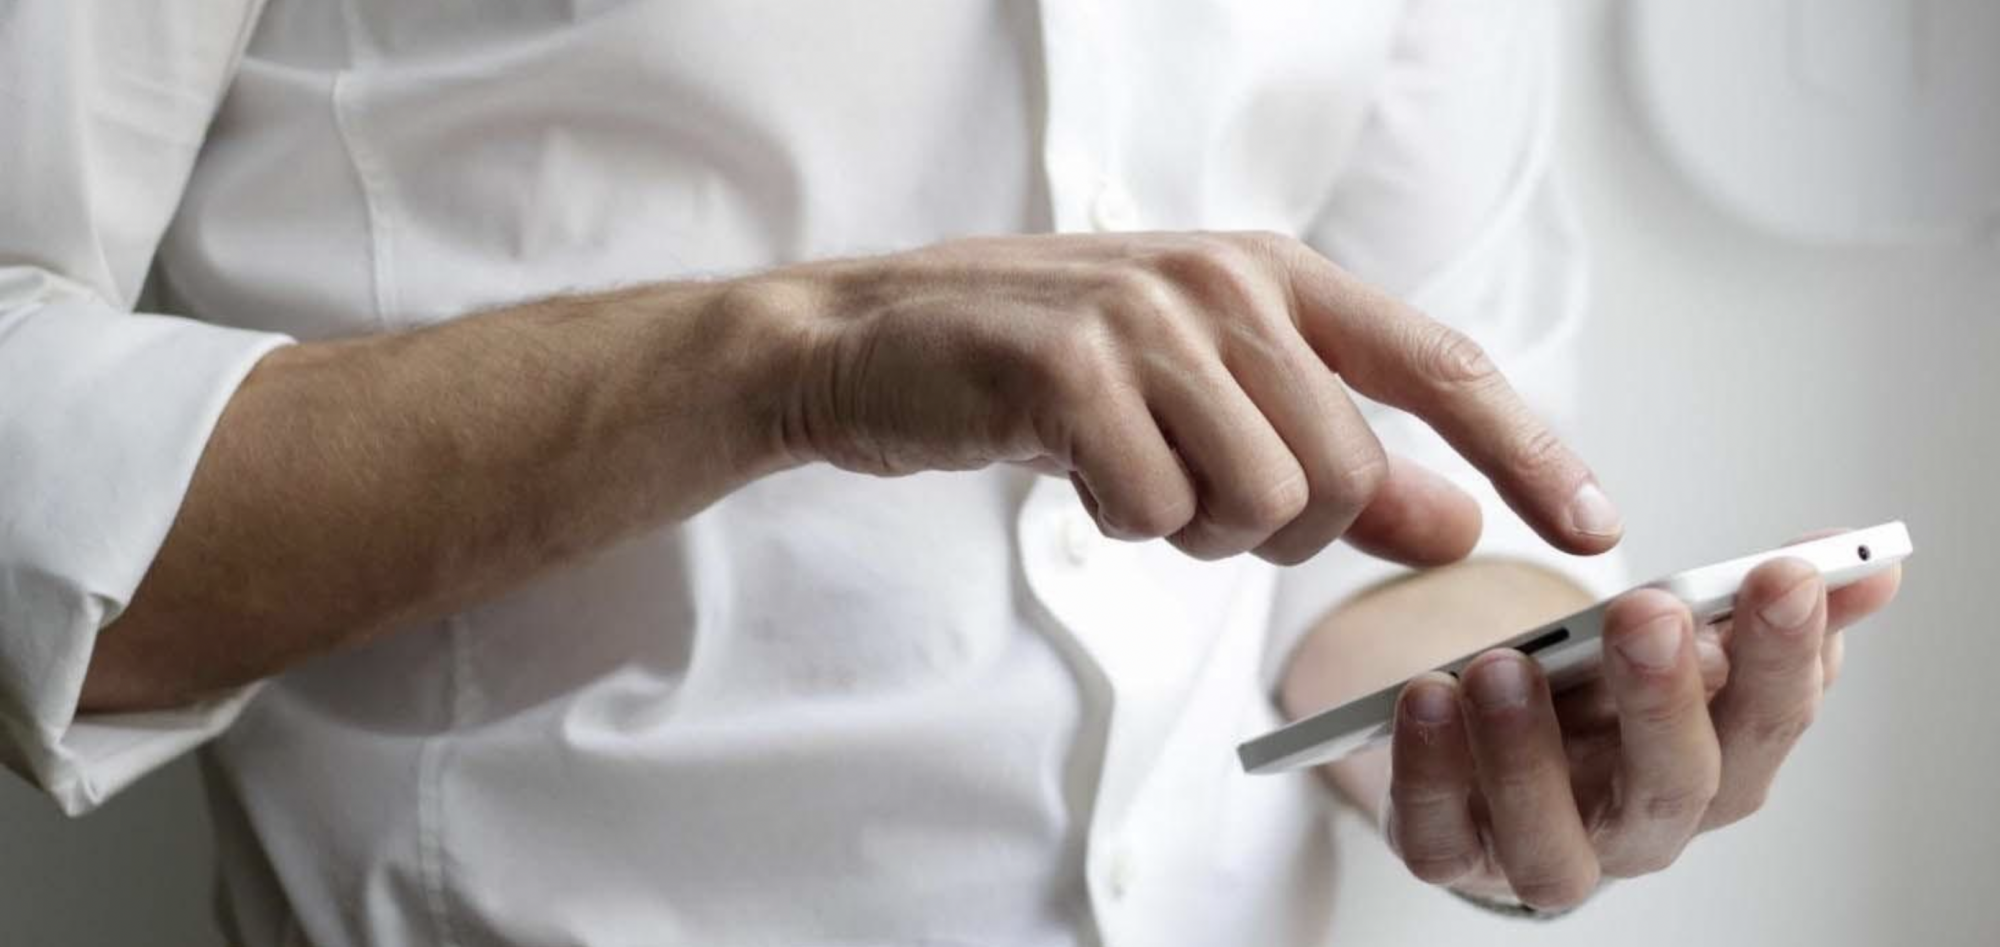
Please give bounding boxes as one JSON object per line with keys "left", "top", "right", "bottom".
{"left": 83, "top": 281, "right": 804, "bottom": 713}
{"left": 1279, "top": 559, "right": 1595, "bottom": 816}
{"left": 85, "top": 228, "right": 1623, "bottom": 715}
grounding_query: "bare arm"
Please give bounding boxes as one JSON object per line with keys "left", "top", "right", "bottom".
{"left": 89, "top": 231, "right": 1618, "bottom": 715}
{"left": 84, "top": 282, "right": 801, "bottom": 712}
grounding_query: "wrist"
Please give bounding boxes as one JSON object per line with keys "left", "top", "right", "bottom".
{"left": 579, "top": 277, "right": 814, "bottom": 496}
{"left": 694, "top": 271, "right": 838, "bottom": 475}
{"left": 712, "top": 261, "right": 889, "bottom": 474}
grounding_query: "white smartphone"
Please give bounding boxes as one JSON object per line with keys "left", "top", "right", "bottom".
{"left": 1237, "top": 521, "right": 1913, "bottom": 775}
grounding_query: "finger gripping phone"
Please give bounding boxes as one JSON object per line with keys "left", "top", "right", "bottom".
{"left": 1236, "top": 521, "right": 1913, "bottom": 775}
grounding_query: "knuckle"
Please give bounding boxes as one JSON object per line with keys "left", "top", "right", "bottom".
{"left": 1744, "top": 695, "right": 1824, "bottom": 747}
{"left": 1213, "top": 317, "right": 1291, "bottom": 377}
{"left": 1749, "top": 654, "right": 1823, "bottom": 692}
{"left": 1157, "top": 240, "right": 1271, "bottom": 309}
{"left": 1088, "top": 263, "right": 1151, "bottom": 303}
{"left": 1484, "top": 759, "right": 1564, "bottom": 801}
{"left": 1120, "top": 491, "right": 1197, "bottom": 540}
{"left": 1607, "top": 844, "right": 1684, "bottom": 879}
{"left": 1745, "top": 634, "right": 1824, "bottom": 677}
{"left": 1039, "top": 322, "right": 1122, "bottom": 405}
{"left": 1097, "top": 267, "right": 1216, "bottom": 363}
{"left": 1387, "top": 805, "right": 1482, "bottom": 886}
{"left": 1635, "top": 780, "right": 1718, "bottom": 826}
{"left": 1255, "top": 535, "right": 1321, "bottom": 567}
{"left": 1191, "top": 236, "right": 1260, "bottom": 274}
{"left": 1239, "top": 231, "right": 1318, "bottom": 284}
{"left": 1628, "top": 685, "right": 1708, "bottom": 731}
{"left": 1508, "top": 424, "right": 1572, "bottom": 480}
{"left": 1086, "top": 270, "right": 1181, "bottom": 343}
{"left": 1099, "top": 265, "right": 1181, "bottom": 318}
{"left": 1706, "top": 788, "right": 1769, "bottom": 829}
{"left": 1236, "top": 468, "right": 1310, "bottom": 531}
{"left": 1236, "top": 229, "right": 1300, "bottom": 257}
{"left": 1512, "top": 865, "right": 1601, "bottom": 913}
{"left": 1391, "top": 778, "right": 1468, "bottom": 812}
{"left": 1404, "top": 851, "right": 1479, "bottom": 886}
{"left": 1742, "top": 706, "right": 1815, "bottom": 749}
{"left": 1322, "top": 442, "right": 1390, "bottom": 505}
{"left": 1414, "top": 323, "right": 1500, "bottom": 390}
{"left": 1168, "top": 521, "right": 1240, "bottom": 562}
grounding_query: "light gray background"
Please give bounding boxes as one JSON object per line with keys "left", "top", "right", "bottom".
{"left": 1327, "top": 2, "right": 2000, "bottom": 944}
{"left": 4, "top": 1, "right": 1995, "bottom": 943}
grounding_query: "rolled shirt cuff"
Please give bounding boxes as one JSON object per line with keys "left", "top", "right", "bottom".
{"left": 0, "top": 299, "right": 291, "bottom": 815}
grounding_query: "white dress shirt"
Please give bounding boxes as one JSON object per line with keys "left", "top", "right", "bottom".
{"left": 0, "top": 2, "right": 1623, "bottom": 945}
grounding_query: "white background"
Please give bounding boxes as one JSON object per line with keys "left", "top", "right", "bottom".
{"left": 1328, "top": 2, "right": 2000, "bottom": 944}
{"left": 3, "top": 1, "right": 1996, "bottom": 943}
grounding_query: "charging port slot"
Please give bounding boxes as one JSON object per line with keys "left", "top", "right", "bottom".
{"left": 1516, "top": 626, "right": 1571, "bottom": 656}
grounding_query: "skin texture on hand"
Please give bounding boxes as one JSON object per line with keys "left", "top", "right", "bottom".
{"left": 91, "top": 230, "right": 1615, "bottom": 718}
{"left": 1282, "top": 541, "right": 1903, "bottom": 911}
{"left": 759, "top": 231, "right": 1621, "bottom": 566}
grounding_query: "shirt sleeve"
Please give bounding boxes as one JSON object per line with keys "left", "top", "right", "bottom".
{"left": 1264, "top": 0, "right": 1629, "bottom": 688}
{"left": 0, "top": 0, "right": 288, "bottom": 816}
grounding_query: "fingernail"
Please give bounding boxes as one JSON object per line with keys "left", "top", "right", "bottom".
{"left": 1567, "top": 481, "right": 1623, "bottom": 538}
{"left": 1466, "top": 655, "right": 1531, "bottom": 710}
{"left": 1613, "top": 614, "right": 1685, "bottom": 671}
{"left": 1406, "top": 680, "right": 1456, "bottom": 724}
{"left": 1758, "top": 575, "right": 1821, "bottom": 630}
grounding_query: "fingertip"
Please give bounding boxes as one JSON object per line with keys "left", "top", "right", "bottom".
{"left": 1515, "top": 866, "right": 1604, "bottom": 914}
{"left": 1460, "top": 650, "right": 1546, "bottom": 715}
{"left": 1750, "top": 554, "right": 1819, "bottom": 585}
{"left": 1572, "top": 528, "right": 1624, "bottom": 556}
{"left": 1512, "top": 477, "right": 1622, "bottom": 557}
{"left": 1405, "top": 852, "right": 1481, "bottom": 888}
{"left": 1401, "top": 672, "right": 1464, "bottom": 726}
{"left": 1828, "top": 562, "right": 1901, "bottom": 625}
{"left": 1740, "top": 556, "right": 1822, "bottom": 608}
{"left": 1734, "top": 557, "right": 1827, "bottom": 639}
{"left": 1563, "top": 479, "right": 1625, "bottom": 550}
{"left": 1343, "top": 455, "right": 1483, "bottom": 567}
{"left": 1604, "top": 587, "right": 1691, "bottom": 634}
{"left": 1781, "top": 527, "right": 1902, "bottom": 630}
{"left": 1413, "top": 668, "right": 1464, "bottom": 689}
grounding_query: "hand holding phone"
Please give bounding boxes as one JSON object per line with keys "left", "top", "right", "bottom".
{"left": 1249, "top": 522, "right": 1911, "bottom": 910}
{"left": 1239, "top": 521, "right": 1913, "bottom": 774}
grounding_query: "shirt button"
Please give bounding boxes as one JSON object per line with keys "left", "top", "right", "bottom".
{"left": 1062, "top": 513, "right": 1098, "bottom": 566}
{"left": 1107, "top": 846, "right": 1137, "bottom": 900}
{"left": 1090, "top": 178, "right": 1141, "bottom": 232}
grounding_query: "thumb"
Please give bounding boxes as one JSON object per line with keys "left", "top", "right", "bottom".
{"left": 1342, "top": 454, "right": 1483, "bottom": 567}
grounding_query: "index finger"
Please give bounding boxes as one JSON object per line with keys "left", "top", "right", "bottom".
{"left": 1276, "top": 244, "right": 1620, "bottom": 555}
